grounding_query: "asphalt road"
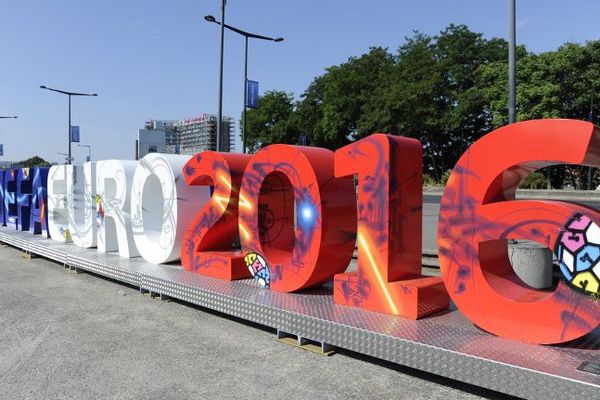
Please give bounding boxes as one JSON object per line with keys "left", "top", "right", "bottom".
{"left": 422, "top": 201, "right": 440, "bottom": 253}
{"left": 0, "top": 245, "right": 513, "bottom": 400}
{"left": 421, "top": 194, "right": 600, "bottom": 254}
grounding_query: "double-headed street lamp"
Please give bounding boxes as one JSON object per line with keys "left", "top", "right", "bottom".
{"left": 40, "top": 85, "right": 97, "bottom": 164}
{"left": 78, "top": 144, "right": 92, "bottom": 162}
{"left": 207, "top": 0, "right": 226, "bottom": 154}
{"left": 205, "top": 14, "right": 283, "bottom": 153}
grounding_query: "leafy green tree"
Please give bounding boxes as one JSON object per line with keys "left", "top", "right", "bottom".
{"left": 429, "top": 25, "right": 508, "bottom": 178}
{"left": 243, "top": 90, "right": 300, "bottom": 153}
{"left": 244, "top": 25, "right": 600, "bottom": 188}
{"left": 366, "top": 25, "right": 508, "bottom": 179}
{"left": 382, "top": 32, "right": 445, "bottom": 177}
{"left": 299, "top": 47, "right": 396, "bottom": 149}
{"left": 19, "top": 156, "right": 51, "bottom": 168}
{"left": 519, "top": 171, "right": 548, "bottom": 189}
{"left": 296, "top": 26, "right": 509, "bottom": 179}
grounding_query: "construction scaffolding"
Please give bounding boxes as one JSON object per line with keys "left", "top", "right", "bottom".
{"left": 137, "top": 114, "right": 236, "bottom": 159}
{"left": 164, "top": 123, "right": 179, "bottom": 154}
{"left": 175, "top": 113, "right": 235, "bottom": 154}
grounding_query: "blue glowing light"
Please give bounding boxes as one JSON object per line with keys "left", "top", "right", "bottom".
{"left": 297, "top": 200, "right": 317, "bottom": 230}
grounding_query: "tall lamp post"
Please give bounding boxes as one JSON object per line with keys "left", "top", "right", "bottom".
{"left": 78, "top": 144, "right": 92, "bottom": 162}
{"left": 40, "top": 85, "right": 97, "bottom": 164}
{"left": 207, "top": 0, "right": 227, "bottom": 153}
{"left": 588, "top": 90, "right": 595, "bottom": 189}
{"left": 205, "top": 15, "right": 283, "bottom": 153}
{"left": 508, "top": 0, "right": 516, "bottom": 124}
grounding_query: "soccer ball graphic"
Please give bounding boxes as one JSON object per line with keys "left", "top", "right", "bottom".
{"left": 555, "top": 213, "right": 600, "bottom": 296}
{"left": 244, "top": 252, "right": 271, "bottom": 288}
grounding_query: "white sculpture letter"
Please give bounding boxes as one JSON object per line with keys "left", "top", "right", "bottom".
{"left": 47, "top": 165, "right": 71, "bottom": 243}
{"left": 96, "top": 160, "right": 139, "bottom": 257}
{"left": 131, "top": 154, "right": 210, "bottom": 264}
{"left": 67, "top": 162, "right": 97, "bottom": 248}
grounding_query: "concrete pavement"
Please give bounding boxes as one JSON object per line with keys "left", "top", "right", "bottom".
{"left": 0, "top": 245, "right": 512, "bottom": 400}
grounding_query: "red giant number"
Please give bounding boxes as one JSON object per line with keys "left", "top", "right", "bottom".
{"left": 333, "top": 134, "right": 449, "bottom": 318}
{"left": 181, "top": 120, "right": 600, "bottom": 344}
{"left": 181, "top": 152, "right": 252, "bottom": 280}
{"left": 438, "top": 119, "right": 600, "bottom": 344}
{"left": 238, "top": 144, "right": 357, "bottom": 292}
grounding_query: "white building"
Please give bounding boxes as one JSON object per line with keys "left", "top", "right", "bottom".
{"left": 136, "top": 114, "right": 235, "bottom": 159}
{"left": 136, "top": 120, "right": 177, "bottom": 159}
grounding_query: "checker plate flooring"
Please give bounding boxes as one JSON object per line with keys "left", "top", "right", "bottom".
{"left": 1, "top": 227, "right": 599, "bottom": 399}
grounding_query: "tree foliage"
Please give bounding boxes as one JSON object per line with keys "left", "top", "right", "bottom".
{"left": 18, "top": 156, "right": 51, "bottom": 168}
{"left": 244, "top": 24, "right": 600, "bottom": 187}
{"left": 519, "top": 171, "right": 549, "bottom": 189}
{"left": 242, "top": 90, "right": 299, "bottom": 153}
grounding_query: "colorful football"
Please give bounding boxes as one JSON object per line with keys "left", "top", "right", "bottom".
{"left": 556, "top": 213, "right": 600, "bottom": 296}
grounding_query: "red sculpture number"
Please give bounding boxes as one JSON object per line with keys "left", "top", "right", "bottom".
{"left": 438, "top": 119, "right": 600, "bottom": 343}
{"left": 333, "top": 134, "right": 449, "bottom": 318}
{"left": 181, "top": 151, "right": 252, "bottom": 280}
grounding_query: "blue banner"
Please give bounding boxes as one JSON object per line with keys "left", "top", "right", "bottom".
{"left": 246, "top": 80, "right": 259, "bottom": 109}
{"left": 71, "top": 125, "right": 80, "bottom": 142}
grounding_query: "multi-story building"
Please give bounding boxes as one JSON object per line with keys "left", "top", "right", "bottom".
{"left": 136, "top": 120, "right": 177, "bottom": 159}
{"left": 136, "top": 114, "right": 235, "bottom": 159}
{"left": 176, "top": 114, "right": 235, "bottom": 154}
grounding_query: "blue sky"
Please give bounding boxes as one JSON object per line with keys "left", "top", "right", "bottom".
{"left": 1, "top": 0, "right": 600, "bottom": 163}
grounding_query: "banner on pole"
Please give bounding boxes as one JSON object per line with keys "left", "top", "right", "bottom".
{"left": 246, "top": 80, "right": 259, "bottom": 109}
{"left": 71, "top": 126, "right": 80, "bottom": 143}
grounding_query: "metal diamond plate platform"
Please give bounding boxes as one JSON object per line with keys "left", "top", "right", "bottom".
{"left": 1, "top": 227, "right": 599, "bottom": 399}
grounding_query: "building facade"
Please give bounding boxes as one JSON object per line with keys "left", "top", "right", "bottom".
{"left": 136, "top": 120, "right": 177, "bottom": 159}
{"left": 136, "top": 114, "right": 234, "bottom": 159}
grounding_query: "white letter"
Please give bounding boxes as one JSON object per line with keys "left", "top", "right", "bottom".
{"left": 131, "top": 154, "right": 210, "bottom": 264}
{"left": 47, "top": 165, "right": 71, "bottom": 242}
{"left": 67, "top": 162, "right": 97, "bottom": 248}
{"left": 96, "top": 160, "right": 139, "bottom": 258}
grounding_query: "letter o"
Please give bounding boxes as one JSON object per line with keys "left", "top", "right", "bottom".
{"left": 131, "top": 153, "right": 210, "bottom": 264}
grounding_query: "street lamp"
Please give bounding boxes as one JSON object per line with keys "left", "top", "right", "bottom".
{"left": 57, "top": 152, "right": 73, "bottom": 164}
{"left": 205, "top": 14, "right": 283, "bottom": 153}
{"left": 508, "top": 0, "right": 516, "bottom": 124}
{"left": 0, "top": 116, "right": 18, "bottom": 119}
{"left": 40, "top": 85, "right": 97, "bottom": 164}
{"left": 205, "top": 1, "right": 227, "bottom": 153}
{"left": 588, "top": 89, "right": 595, "bottom": 189}
{"left": 78, "top": 144, "right": 91, "bottom": 162}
